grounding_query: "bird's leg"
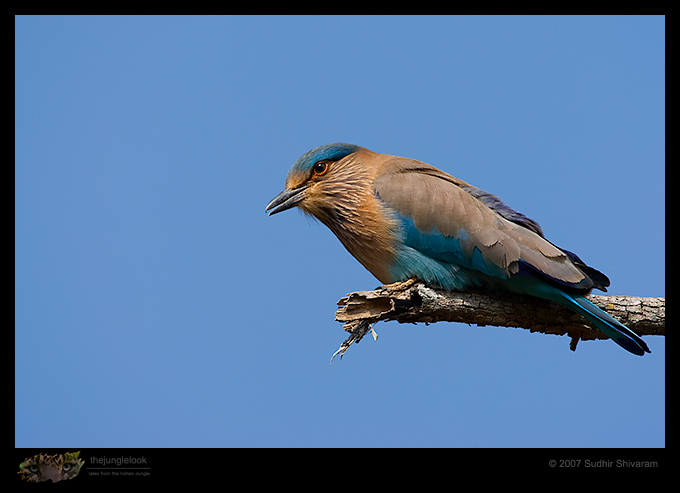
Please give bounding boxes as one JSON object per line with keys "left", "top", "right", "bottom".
{"left": 378, "top": 278, "right": 417, "bottom": 295}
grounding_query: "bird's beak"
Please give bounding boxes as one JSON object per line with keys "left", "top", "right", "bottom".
{"left": 265, "top": 184, "right": 309, "bottom": 215}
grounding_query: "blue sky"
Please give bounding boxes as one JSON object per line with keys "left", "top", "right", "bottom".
{"left": 16, "top": 15, "right": 664, "bottom": 447}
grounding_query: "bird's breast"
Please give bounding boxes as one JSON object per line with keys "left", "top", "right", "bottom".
{"left": 318, "top": 193, "right": 401, "bottom": 285}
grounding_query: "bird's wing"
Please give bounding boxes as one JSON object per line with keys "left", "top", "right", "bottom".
{"left": 373, "top": 167, "right": 593, "bottom": 290}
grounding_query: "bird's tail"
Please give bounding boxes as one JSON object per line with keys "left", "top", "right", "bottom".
{"left": 558, "top": 293, "right": 650, "bottom": 356}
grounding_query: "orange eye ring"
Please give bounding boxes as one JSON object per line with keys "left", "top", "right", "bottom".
{"left": 313, "top": 160, "right": 329, "bottom": 176}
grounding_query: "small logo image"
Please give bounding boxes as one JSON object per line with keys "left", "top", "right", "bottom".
{"left": 17, "top": 451, "right": 84, "bottom": 482}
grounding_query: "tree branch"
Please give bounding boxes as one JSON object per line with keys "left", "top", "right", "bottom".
{"left": 330, "top": 279, "right": 665, "bottom": 361}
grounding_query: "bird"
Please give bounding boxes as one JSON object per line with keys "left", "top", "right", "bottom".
{"left": 266, "top": 143, "right": 650, "bottom": 356}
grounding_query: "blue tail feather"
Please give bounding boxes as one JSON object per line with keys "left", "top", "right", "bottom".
{"left": 559, "top": 293, "right": 650, "bottom": 356}
{"left": 507, "top": 276, "right": 650, "bottom": 355}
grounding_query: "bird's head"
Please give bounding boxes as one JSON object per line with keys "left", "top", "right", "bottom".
{"left": 265, "top": 143, "right": 365, "bottom": 219}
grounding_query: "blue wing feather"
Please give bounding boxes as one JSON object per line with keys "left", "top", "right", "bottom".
{"left": 387, "top": 211, "right": 507, "bottom": 290}
{"left": 379, "top": 179, "right": 650, "bottom": 356}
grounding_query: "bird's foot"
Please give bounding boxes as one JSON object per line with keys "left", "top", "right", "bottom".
{"left": 378, "top": 278, "right": 418, "bottom": 295}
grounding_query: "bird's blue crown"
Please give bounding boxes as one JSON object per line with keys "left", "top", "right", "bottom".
{"left": 288, "top": 143, "right": 361, "bottom": 178}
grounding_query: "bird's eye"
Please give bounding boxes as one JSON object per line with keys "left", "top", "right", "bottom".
{"left": 313, "top": 161, "right": 329, "bottom": 176}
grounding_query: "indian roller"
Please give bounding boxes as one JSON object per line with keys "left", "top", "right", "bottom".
{"left": 266, "top": 143, "right": 650, "bottom": 356}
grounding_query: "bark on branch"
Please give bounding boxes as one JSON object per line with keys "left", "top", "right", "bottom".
{"left": 331, "top": 279, "right": 665, "bottom": 361}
